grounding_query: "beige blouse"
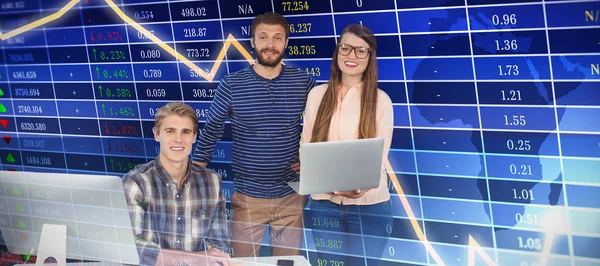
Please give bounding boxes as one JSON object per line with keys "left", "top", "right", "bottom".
{"left": 300, "top": 82, "right": 394, "bottom": 205}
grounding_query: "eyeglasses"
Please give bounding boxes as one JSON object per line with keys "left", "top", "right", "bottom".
{"left": 337, "top": 43, "right": 370, "bottom": 59}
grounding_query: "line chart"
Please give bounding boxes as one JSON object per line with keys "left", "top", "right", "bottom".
{"left": 0, "top": 1, "right": 563, "bottom": 265}
{"left": 0, "top": 0, "right": 255, "bottom": 82}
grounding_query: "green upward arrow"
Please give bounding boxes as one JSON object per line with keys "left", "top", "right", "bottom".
{"left": 0, "top": 104, "right": 6, "bottom": 113}
{"left": 12, "top": 186, "right": 20, "bottom": 196}
{"left": 6, "top": 153, "right": 15, "bottom": 163}
{"left": 0, "top": 89, "right": 4, "bottom": 96}
{"left": 17, "top": 220, "right": 26, "bottom": 229}
{"left": 15, "top": 203, "right": 23, "bottom": 213}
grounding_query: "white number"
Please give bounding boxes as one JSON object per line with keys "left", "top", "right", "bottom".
{"left": 492, "top": 14, "right": 517, "bottom": 26}
{"left": 388, "top": 246, "right": 395, "bottom": 256}
{"left": 501, "top": 89, "right": 522, "bottom": 101}
{"left": 140, "top": 49, "right": 161, "bottom": 59}
{"left": 506, "top": 139, "right": 531, "bottom": 151}
{"left": 134, "top": 11, "right": 154, "bottom": 20}
{"left": 184, "top": 28, "right": 207, "bottom": 38}
{"left": 222, "top": 189, "right": 231, "bottom": 198}
{"left": 143, "top": 69, "right": 162, "bottom": 78}
{"left": 513, "top": 189, "right": 535, "bottom": 200}
{"left": 356, "top": 0, "right": 362, "bottom": 7}
{"left": 515, "top": 213, "right": 539, "bottom": 225}
{"left": 137, "top": 30, "right": 155, "bottom": 40}
{"left": 186, "top": 48, "right": 210, "bottom": 58}
{"left": 190, "top": 69, "right": 211, "bottom": 78}
{"left": 510, "top": 164, "right": 532, "bottom": 175}
{"left": 193, "top": 88, "right": 215, "bottom": 98}
{"left": 149, "top": 107, "right": 159, "bottom": 117}
{"left": 386, "top": 224, "right": 392, "bottom": 234}
{"left": 181, "top": 7, "right": 206, "bottom": 18}
{"left": 20, "top": 122, "right": 46, "bottom": 131}
{"left": 496, "top": 39, "right": 518, "bottom": 51}
{"left": 498, "top": 65, "right": 519, "bottom": 76}
{"left": 196, "top": 108, "right": 210, "bottom": 118}
{"left": 518, "top": 237, "right": 542, "bottom": 251}
{"left": 146, "top": 88, "right": 166, "bottom": 98}
{"left": 213, "top": 149, "right": 225, "bottom": 158}
{"left": 217, "top": 169, "right": 228, "bottom": 178}
{"left": 23, "top": 139, "right": 45, "bottom": 148}
{"left": 504, "top": 115, "right": 526, "bottom": 126}
{"left": 155, "top": 146, "right": 159, "bottom": 154}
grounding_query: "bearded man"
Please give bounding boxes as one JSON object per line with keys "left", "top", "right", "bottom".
{"left": 192, "top": 12, "right": 317, "bottom": 258}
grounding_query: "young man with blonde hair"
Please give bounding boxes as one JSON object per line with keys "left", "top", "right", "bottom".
{"left": 122, "top": 102, "right": 231, "bottom": 266}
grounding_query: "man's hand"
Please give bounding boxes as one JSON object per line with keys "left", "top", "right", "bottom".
{"left": 327, "top": 189, "right": 370, "bottom": 199}
{"left": 203, "top": 248, "right": 232, "bottom": 266}
{"left": 156, "top": 248, "right": 232, "bottom": 266}
{"left": 185, "top": 248, "right": 231, "bottom": 266}
{"left": 194, "top": 161, "right": 208, "bottom": 168}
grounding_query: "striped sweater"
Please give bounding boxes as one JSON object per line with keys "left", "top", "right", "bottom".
{"left": 193, "top": 65, "right": 317, "bottom": 198}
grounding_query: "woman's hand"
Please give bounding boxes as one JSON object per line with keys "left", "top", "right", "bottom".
{"left": 327, "top": 189, "right": 370, "bottom": 199}
{"left": 291, "top": 161, "right": 300, "bottom": 175}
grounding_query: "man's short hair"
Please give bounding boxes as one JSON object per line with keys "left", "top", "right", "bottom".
{"left": 154, "top": 102, "right": 199, "bottom": 134}
{"left": 251, "top": 12, "right": 290, "bottom": 39}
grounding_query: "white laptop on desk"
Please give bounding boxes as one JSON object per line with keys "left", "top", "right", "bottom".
{"left": 288, "top": 138, "right": 384, "bottom": 195}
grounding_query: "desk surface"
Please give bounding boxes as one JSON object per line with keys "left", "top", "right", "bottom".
{"left": 233, "top": 255, "right": 311, "bottom": 266}
{"left": 16, "top": 256, "right": 312, "bottom": 266}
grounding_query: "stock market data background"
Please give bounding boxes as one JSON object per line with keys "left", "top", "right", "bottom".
{"left": 0, "top": 0, "right": 599, "bottom": 265}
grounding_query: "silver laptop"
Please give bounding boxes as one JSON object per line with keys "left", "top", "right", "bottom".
{"left": 288, "top": 138, "right": 384, "bottom": 195}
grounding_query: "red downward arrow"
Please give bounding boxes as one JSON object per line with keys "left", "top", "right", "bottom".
{"left": 19, "top": 234, "right": 27, "bottom": 242}
{"left": 0, "top": 119, "right": 7, "bottom": 128}
{"left": 3, "top": 136, "right": 10, "bottom": 144}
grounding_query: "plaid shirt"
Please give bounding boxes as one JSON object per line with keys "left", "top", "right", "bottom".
{"left": 122, "top": 156, "right": 229, "bottom": 265}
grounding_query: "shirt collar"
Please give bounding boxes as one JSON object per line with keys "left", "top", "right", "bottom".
{"left": 250, "top": 64, "right": 285, "bottom": 82}
{"left": 153, "top": 155, "right": 191, "bottom": 188}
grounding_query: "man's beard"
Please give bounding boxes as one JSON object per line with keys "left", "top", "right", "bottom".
{"left": 255, "top": 47, "right": 284, "bottom": 67}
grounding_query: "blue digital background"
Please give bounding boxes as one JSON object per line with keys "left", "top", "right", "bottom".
{"left": 0, "top": 0, "right": 599, "bottom": 265}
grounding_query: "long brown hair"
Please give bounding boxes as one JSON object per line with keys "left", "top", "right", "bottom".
{"left": 310, "top": 24, "right": 378, "bottom": 143}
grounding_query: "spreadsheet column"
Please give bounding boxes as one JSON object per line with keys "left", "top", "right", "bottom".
{"left": 4, "top": 2, "right": 68, "bottom": 173}
{"left": 545, "top": 0, "right": 600, "bottom": 264}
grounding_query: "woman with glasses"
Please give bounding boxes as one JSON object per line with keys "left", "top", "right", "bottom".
{"left": 299, "top": 24, "right": 394, "bottom": 265}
